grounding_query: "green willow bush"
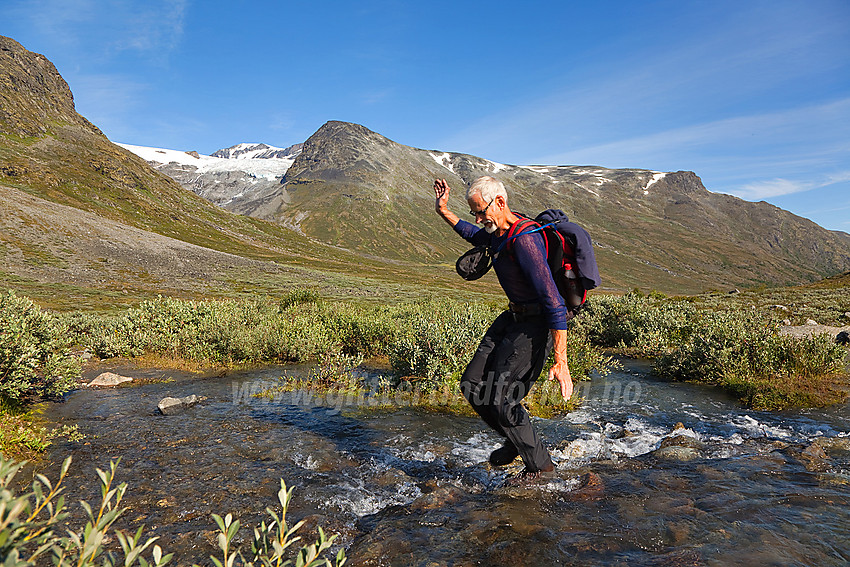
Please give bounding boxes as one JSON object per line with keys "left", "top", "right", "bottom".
{"left": 0, "top": 291, "right": 80, "bottom": 405}
{"left": 576, "top": 292, "right": 696, "bottom": 357}
{"left": 0, "top": 454, "right": 346, "bottom": 567}
{"left": 60, "top": 293, "right": 610, "bottom": 400}
{"left": 386, "top": 298, "right": 500, "bottom": 388}
{"left": 37, "top": 288, "right": 846, "bottom": 410}
{"left": 579, "top": 292, "right": 848, "bottom": 408}
{"left": 655, "top": 312, "right": 848, "bottom": 409}
{"left": 82, "top": 296, "right": 336, "bottom": 364}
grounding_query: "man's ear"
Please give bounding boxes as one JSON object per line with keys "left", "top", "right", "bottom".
{"left": 495, "top": 195, "right": 507, "bottom": 210}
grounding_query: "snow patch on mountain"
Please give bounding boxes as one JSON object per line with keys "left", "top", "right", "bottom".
{"left": 430, "top": 152, "right": 455, "bottom": 173}
{"left": 211, "top": 142, "right": 302, "bottom": 161}
{"left": 118, "top": 142, "right": 298, "bottom": 180}
{"left": 644, "top": 172, "right": 666, "bottom": 194}
{"left": 485, "top": 159, "right": 509, "bottom": 173}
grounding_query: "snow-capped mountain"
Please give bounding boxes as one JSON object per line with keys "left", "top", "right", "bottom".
{"left": 118, "top": 142, "right": 301, "bottom": 210}
{"left": 210, "top": 142, "right": 302, "bottom": 161}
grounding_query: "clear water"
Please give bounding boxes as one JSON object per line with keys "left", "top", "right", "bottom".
{"left": 42, "top": 359, "right": 850, "bottom": 566}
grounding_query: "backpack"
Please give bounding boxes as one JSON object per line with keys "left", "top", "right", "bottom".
{"left": 501, "top": 209, "right": 600, "bottom": 313}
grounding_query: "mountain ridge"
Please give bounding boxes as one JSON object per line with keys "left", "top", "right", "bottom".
{"left": 277, "top": 121, "right": 850, "bottom": 292}
{"left": 3, "top": 33, "right": 849, "bottom": 301}
{"left": 118, "top": 119, "right": 850, "bottom": 295}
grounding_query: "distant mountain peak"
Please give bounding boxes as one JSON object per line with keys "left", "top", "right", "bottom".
{"left": 211, "top": 142, "right": 302, "bottom": 160}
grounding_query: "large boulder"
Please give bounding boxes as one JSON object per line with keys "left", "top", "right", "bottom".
{"left": 87, "top": 372, "right": 133, "bottom": 387}
{"left": 158, "top": 394, "right": 200, "bottom": 415}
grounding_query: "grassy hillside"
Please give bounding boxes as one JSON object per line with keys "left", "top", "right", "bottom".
{"left": 0, "top": 36, "right": 501, "bottom": 311}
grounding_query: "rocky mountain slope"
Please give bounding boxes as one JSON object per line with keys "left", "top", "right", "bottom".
{"left": 126, "top": 118, "right": 850, "bottom": 294}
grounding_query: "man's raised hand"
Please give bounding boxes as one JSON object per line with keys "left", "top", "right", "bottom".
{"left": 434, "top": 179, "right": 450, "bottom": 213}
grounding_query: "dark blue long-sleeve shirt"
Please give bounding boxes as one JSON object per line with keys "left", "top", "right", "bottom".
{"left": 454, "top": 219, "right": 568, "bottom": 330}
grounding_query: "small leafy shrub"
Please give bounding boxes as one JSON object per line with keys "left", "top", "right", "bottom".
{"left": 0, "top": 454, "right": 346, "bottom": 567}
{"left": 0, "top": 290, "right": 80, "bottom": 405}
{"left": 279, "top": 287, "right": 322, "bottom": 310}
{"left": 386, "top": 298, "right": 500, "bottom": 389}
{"left": 84, "top": 296, "right": 338, "bottom": 364}
{"left": 654, "top": 310, "right": 849, "bottom": 408}
{"left": 319, "top": 303, "right": 398, "bottom": 358}
{"left": 0, "top": 400, "right": 81, "bottom": 461}
{"left": 578, "top": 293, "right": 696, "bottom": 356}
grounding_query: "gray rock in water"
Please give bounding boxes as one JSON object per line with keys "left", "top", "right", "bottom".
{"left": 653, "top": 434, "right": 704, "bottom": 461}
{"left": 158, "top": 395, "right": 200, "bottom": 415}
{"left": 87, "top": 372, "right": 133, "bottom": 387}
{"left": 660, "top": 434, "right": 704, "bottom": 450}
{"left": 653, "top": 445, "right": 702, "bottom": 461}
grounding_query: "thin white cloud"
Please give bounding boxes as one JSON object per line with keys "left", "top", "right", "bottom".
{"left": 3, "top": 0, "right": 97, "bottom": 42}
{"left": 536, "top": 98, "right": 850, "bottom": 170}
{"left": 361, "top": 88, "right": 394, "bottom": 105}
{"left": 734, "top": 171, "right": 850, "bottom": 200}
{"left": 735, "top": 179, "right": 814, "bottom": 200}
{"left": 69, "top": 74, "right": 149, "bottom": 137}
{"left": 3, "top": 0, "right": 188, "bottom": 62}
{"left": 110, "top": 0, "right": 188, "bottom": 57}
{"left": 435, "top": 4, "right": 849, "bottom": 165}
{"left": 268, "top": 113, "right": 295, "bottom": 132}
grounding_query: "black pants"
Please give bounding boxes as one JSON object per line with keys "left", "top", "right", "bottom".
{"left": 459, "top": 310, "right": 554, "bottom": 472}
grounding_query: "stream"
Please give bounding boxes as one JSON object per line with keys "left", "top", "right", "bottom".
{"left": 42, "top": 359, "right": 850, "bottom": 567}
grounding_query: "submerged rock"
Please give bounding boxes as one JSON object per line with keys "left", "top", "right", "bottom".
{"left": 567, "top": 471, "right": 605, "bottom": 501}
{"left": 659, "top": 434, "right": 704, "bottom": 451}
{"left": 811, "top": 436, "right": 850, "bottom": 452}
{"left": 801, "top": 443, "right": 829, "bottom": 460}
{"left": 158, "top": 394, "right": 201, "bottom": 415}
{"left": 87, "top": 372, "right": 133, "bottom": 387}
{"left": 654, "top": 446, "right": 701, "bottom": 461}
{"left": 653, "top": 434, "right": 705, "bottom": 461}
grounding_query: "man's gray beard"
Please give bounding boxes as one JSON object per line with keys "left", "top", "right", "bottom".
{"left": 483, "top": 222, "right": 497, "bottom": 234}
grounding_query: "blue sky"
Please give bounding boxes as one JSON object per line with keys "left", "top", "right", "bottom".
{"left": 3, "top": 0, "right": 849, "bottom": 232}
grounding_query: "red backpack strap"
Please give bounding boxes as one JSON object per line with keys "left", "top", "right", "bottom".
{"left": 503, "top": 217, "right": 548, "bottom": 259}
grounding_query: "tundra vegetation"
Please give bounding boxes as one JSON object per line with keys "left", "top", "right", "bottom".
{"left": 1, "top": 282, "right": 848, "bottom": 459}
{"left": 0, "top": 283, "right": 848, "bottom": 564}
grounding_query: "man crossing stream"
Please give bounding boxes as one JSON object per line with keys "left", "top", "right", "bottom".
{"left": 433, "top": 176, "right": 574, "bottom": 484}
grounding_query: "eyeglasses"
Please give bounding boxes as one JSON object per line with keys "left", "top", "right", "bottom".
{"left": 469, "top": 198, "right": 495, "bottom": 217}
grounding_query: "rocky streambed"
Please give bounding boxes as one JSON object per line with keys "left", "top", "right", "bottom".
{"left": 41, "top": 359, "right": 850, "bottom": 566}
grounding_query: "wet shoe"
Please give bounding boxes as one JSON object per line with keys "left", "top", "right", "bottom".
{"left": 489, "top": 443, "right": 519, "bottom": 466}
{"left": 504, "top": 465, "right": 555, "bottom": 487}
